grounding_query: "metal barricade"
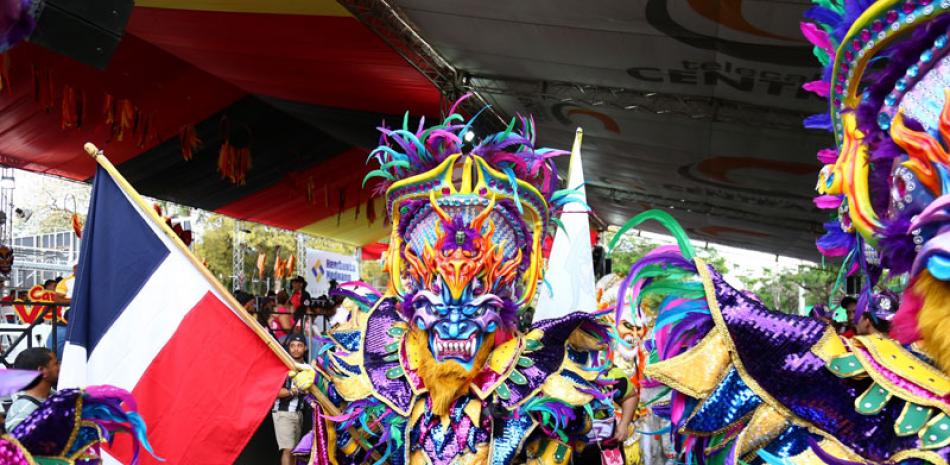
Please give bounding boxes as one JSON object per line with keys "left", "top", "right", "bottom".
{"left": 0, "top": 302, "right": 66, "bottom": 367}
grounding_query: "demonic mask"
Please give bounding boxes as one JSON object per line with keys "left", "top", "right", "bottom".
{"left": 0, "top": 244, "right": 14, "bottom": 276}
{"left": 364, "top": 112, "right": 574, "bottom": 383}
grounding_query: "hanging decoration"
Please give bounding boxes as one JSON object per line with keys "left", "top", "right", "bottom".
{"left": 102, "top": 93, "right": 116, "bottom": 140}
{"left": 61, "top": 84, "right": 81, "bottom": 129}
{"left": 256, "top": 251, "right": 266, "bottom": 280}
{"left": 117, "top": 98, "right": 136, "bottom": 142}
{"left": 179, "top": 125, "right": 201, "bottom": 161}
{"left": 216, "top": 117, "right": 252, "bottom": 185}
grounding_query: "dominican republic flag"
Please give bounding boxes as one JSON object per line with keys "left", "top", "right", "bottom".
{"left": 60, "top": 163, "right": 289, "bottom": 465}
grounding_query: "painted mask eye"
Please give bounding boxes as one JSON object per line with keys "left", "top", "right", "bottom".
{"left": 460, "top": 306, "right": 480, "bottom": 317}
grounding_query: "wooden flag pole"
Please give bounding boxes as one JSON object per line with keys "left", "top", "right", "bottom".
{"left": 82, "top": 144, "right": 387, "bottom": 464}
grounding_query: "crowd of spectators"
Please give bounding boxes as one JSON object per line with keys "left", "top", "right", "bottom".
{"left": 232, "top": 276, "right": 349, "bottom": 464}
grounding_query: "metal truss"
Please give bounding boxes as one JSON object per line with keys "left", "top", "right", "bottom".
{"left": 337, "top": 0, "right": 822, "bottom": 133}
{"left": 467, "top": 76, "right": 817, "bottom": 131}
{"left": 335, "top": 0, "right": 507, "bottom": 132}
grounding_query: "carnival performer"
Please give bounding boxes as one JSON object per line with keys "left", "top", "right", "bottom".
{"left": 291, "top": 96, "right": 616, "bottom": 465}
{"left": 0, "top": 368, "right": 157, "bottom": 465}
{"left": 607, "top": 2, "right": 950, "bottom": 463}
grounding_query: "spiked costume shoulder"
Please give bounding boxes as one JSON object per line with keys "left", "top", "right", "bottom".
{"left": 297, "top": 97, "right": 614, "bottom": 465}
{"left": 0, "top": 370, "right": 156, "bottom": 465}
{"left": 612, "top": 2, "right": 950, "bottom": 464}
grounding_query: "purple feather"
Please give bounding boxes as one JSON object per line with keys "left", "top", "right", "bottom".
{"left": 816, "top": 148, "right": 838, "bottom": 164}
{"left": 804, "top": 113, "right": 833, "bottom": 131}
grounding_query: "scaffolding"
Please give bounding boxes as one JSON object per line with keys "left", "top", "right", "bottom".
{"left": 10, "top": 231, "right": 79, "bottom": 291}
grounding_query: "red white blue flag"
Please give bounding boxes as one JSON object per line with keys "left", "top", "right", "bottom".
{"left": 61, "top": 163, "right": 289, "bottom": 465}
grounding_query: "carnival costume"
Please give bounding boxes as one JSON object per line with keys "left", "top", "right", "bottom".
{"left": 0, "top": 369, "right": 156, "bottom": 465}
{"left": 296, "top": 97, "right": 614, "bottom": 465}
{"left": 609, "top": 1, "right": 950, "bottom": 464}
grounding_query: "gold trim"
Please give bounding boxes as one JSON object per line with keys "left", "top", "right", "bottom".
{"left": 849, "top": 338, "right": 950, "bottom": 414}
{"left": 853, "top": 382, "right": 891, "bottom": 415}
{"left": 920, "top": 412, "right": 950, "bottom": 449}
{"left": 66, "top": 420, "right": 103, "bottom": 461}
{"left": 855, "top": 335, "right": 949, "bottom": 395}
{"left": 1, "top": 434, "right": 41, "bottom": 465}
{"left": 643, "top": 330, "right": 731, "bottom": 399}
{"left": 811, "top": 326, "right": 848, "bottom": 363}
{"left": 693, "top": 258, "right": 868, "bottom": 463}
{"left": 891, "top": 448, "right": 949, "bottom": 465}
{"left": 471, "top": 336, "right": 524, "bottom": 400}
{"left": 894, "top": 401, "right": 933, "bottom": 437}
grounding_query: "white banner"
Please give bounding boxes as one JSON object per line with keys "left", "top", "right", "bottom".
{"left": 305, "top": 249, "right": 360, "bottom": 297}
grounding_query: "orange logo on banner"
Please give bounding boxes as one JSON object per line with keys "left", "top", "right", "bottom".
{"left": 13, "top": 285, "right": 65, "bottom": 324}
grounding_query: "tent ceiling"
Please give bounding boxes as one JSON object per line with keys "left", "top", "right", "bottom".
{"left": 0, "top": 0, "right": 830, "bottom": 259}
{"left": 394, "top": 0, "right": 828, "bottom": 259}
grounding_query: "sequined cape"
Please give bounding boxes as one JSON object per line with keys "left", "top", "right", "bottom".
{"left": 303, "top": 298, "right": 615, "bottom": 465}
{"left": 645, "top": 258, "right": 950, "bottom": 465}
{"left": 0, "top": 387, "right": 154, "bottom": 465}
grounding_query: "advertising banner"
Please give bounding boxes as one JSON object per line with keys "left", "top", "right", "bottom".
{"left": 305, "top": 249, "right": 360, "bottom": 297}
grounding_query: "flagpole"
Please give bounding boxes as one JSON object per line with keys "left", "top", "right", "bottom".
{"left": 83, "top": 143, "right": 342, "bottom": 417}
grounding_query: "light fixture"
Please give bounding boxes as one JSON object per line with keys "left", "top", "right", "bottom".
{"left": 14, "top": 208, "right": 31, "bottom": 222}
{"left": 463, "top": 131, "right": 475, "bottom": 143}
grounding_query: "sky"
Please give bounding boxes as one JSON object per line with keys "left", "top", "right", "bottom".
{"left": 9, "top": 168, "right": 815, "bottom": 280}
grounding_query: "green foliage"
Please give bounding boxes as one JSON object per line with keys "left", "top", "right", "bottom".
{"left": 737, "top": 264, "right": 840, "bottom": 314}
{"left": 194, "top": 214, "right": 300, "bottom": 293}
{"left": 193, "top": 212, "right": 363, "bottom": 293}
{"left": 607, "top": 232, "right": 730, "bottom": 277}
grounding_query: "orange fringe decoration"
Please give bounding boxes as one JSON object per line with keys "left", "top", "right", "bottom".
{"left": 217, "top": 118, "right": 251, "bottom": 184}
{"left": 256, "top": 252, "right": 266, "bottom": 280}
{"left": 285, "top": 255, "right": 295, "bottom": 276}
{"left": 102, "top": 94, "right": 116, "bottom": 140}
{"left": 217, "top": 141, "right": 251, "bottom": 184}
{"left": 61, "top": 85, "right": 82, "bottom": 129}
{"left": 274, "top": 255, "right": 285, "bottom": 280}
{"left": 71, "top": 213, "right": 83, "bottom": 238}
{"left": 117, "top": 99, "right": 136, "bottom": 141}
{"left": 179, "top": 125, "right": 201, "bottom": 161}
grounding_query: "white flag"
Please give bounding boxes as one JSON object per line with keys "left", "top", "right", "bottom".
{"left": 534, "top": 128, "right": 597, "bottom": 320}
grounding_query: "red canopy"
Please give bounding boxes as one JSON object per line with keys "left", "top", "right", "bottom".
{"left": 0, "top": 2, "right": 441, "bottom": 244}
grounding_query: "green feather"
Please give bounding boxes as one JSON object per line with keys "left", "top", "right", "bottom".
{"left": 608, "top": 209, "right": 695, "bottom": 259}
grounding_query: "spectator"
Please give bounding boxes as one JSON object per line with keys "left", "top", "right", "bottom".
{"left": 838, "top": 296, "right": 857, "bottom": 337}
{"left": 235, "top": 291, "right": 255, "bottom": 312}
{"left": 273, "top": 334, "right": 307, "bottom": 465}
{"left": 46, "top": 309, "right": 69, "bottom": 360}
{"left": 270, "top": 291, "right": 293, "bottom": 340}
{"left": 54, "top": 264, "right": 77, "bottom": 304}
{"left": 289, "top": 276, "right": 310, "bottom": 313}
{"left": 6, "top": 348, "right": 59, "bottom": 431}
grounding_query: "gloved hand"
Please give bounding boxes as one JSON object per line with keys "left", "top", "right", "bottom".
{"left": 290, "top": 363, "right": 316, "bottom": 392}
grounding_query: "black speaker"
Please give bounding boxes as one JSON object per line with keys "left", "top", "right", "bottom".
{"left": 592, "top": 245, "right": 607, "bottom": 280}
{"left": 28, "top": 0, "right": 135, "bottom": 69}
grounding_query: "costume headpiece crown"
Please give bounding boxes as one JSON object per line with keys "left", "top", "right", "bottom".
{"left": 365, "top": 95, "right": 579, "bottom": 308}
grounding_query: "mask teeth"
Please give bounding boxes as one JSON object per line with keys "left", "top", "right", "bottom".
{"left": 434, "top": 334, "right": 477, "bottom": 359}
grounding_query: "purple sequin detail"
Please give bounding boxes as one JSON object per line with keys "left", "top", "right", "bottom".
{"left": 10, "top": 389, "right": 81, "bottom": 456}
{"left": 709, "top": 270, "right": 923, "bottom": 461}
{"left": 413, "top": 397, "right": 490, "bottom": 465}
{"left": 363, "top": 299, "right": 414, "bottom": 412}
{"left": 501, "top": 312, "right": 602, "bottom": 408}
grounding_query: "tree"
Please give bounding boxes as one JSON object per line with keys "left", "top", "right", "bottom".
{"left": 194, "top": 215, "right": 300, "bottom": 293}
{"left": 737, "top": 264, "right": 841, "bottom": 314}
{"left": 607, "top": 232, "right": 731, "bottom": 277}
{"left": 193, "top": 212, "right": 362, "bottom": 294}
